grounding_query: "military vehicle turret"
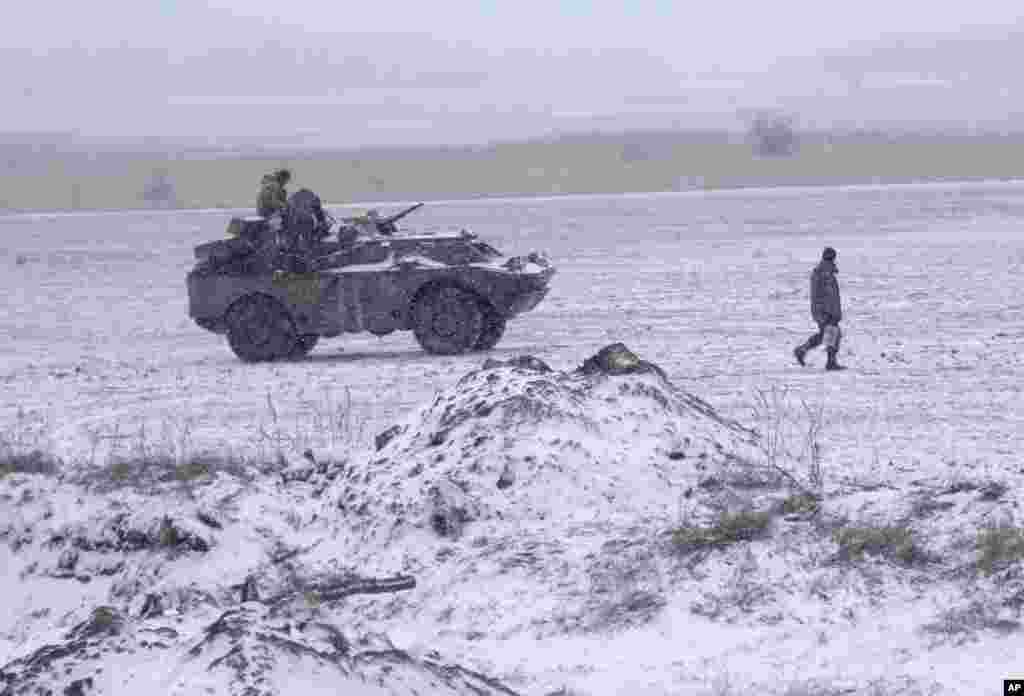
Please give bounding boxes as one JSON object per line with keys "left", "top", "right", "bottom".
{"left": 186, "top": 203, "right": 555, "bottom": 362}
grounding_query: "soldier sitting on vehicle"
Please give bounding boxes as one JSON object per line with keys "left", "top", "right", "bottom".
{"left": 257, "top": 168, "right": 291, "bottom": 219}
{"left": 283, "top": 188, "right": 336, "bottom": 257}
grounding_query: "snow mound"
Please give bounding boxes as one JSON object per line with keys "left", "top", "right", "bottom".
{"left": 338, "top": 343, "right": 761, "bottom": 551}
{"left": 314, "top": 344, "right": 775, "bottom": 658}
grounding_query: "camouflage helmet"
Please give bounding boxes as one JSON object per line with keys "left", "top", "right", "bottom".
{"left": 273, "top": 168, "right": 292, "bottom": 184}
{"left": 822, "top": 246, "right": 837, "bottom": 261}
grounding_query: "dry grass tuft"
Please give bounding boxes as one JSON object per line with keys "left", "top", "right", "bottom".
{"left": 749, "top": 384, "right": 827, "bottom": 496}
{"left": 80, "top": 454, "right": 254, "bottom": 494}
{"left": 0, "top": 408, "right": 60, "bottom": 479}
{"left": 2, "top": 384, "right": 367, "bottom": 489}
{"left": 975, "top": 520, "right": 1024, "bottom": 576}
{"left": 174, "top": 459, "right": 212, "bottom": 482}
{"left": 673, "top": 508, "right": 774, "bottom": 553}
{"left": 255, "top": 386, "right": 368, "bottom": 461}
{"left": 0, "top": 450, "right": 61, "bottom": 479}
{"left": 832, "top": 523, "right": 930, "bottom": 566}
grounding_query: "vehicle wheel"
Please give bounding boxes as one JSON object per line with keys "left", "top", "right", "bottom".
{"left": 412, "top": 285, "right": 484, "bottom": 355}
{"left": 474, "top": 302, "right": 506, "bottom": 351}
{"left": 225, "top": 294, "right": 298, "bottom": 362}
{"left": 290, "top": 334, "right": 320, "bottom": 359}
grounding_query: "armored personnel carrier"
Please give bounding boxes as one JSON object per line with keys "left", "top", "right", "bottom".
{"left": 186, "top": 203, "right": 555, "bottom": 362}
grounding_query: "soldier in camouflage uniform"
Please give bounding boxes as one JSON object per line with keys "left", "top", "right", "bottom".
{"left": 794, "top": 246, "right": 846, "bottom": 371}
{"left": 257, "top": 168, "right": 291, "bottom": 219}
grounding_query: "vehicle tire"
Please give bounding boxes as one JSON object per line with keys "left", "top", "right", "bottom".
{"left": 412, "top": 285, "right": 484, "bottom": 355}
{"left": 290, "top": 334, "right": 320, "bottom": 359}
{"left": 225, "top": 294, "right": 298, "bottom": 362}
{"left": 474, "top": 302, "right": 506, "bottom": 351}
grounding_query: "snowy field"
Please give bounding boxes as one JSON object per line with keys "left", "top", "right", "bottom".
{"left": 2, "top": 181, "right": 1023, "bottom": 471}
{"left": 2, "top": 181, "right": 1024, "bottom": 695}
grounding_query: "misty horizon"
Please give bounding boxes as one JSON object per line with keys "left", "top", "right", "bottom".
{"left": 6, "top": 2, "right": 1024, "bottom": 148}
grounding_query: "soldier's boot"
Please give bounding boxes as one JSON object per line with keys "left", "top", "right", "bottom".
{"left": 825, "top": 348, "right": 846, "bottom": 371}
{"left": 794, "top": 336, "right": 818, "bottom": 366}
{"left": 795, "top": 328, "right": 825, "bottom": 367}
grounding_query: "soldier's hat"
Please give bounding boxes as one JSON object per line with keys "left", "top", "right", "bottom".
{"left": 273, "top": 168, "right": 292, "bottom": 183}
{"left": 822, "top": 246, "right": 837, "bottom": 260}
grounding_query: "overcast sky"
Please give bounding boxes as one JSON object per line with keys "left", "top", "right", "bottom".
{"left": 5, "top": 1, "right": 1024, "bottom": 146}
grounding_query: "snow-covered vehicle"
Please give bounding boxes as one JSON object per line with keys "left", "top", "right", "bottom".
{"left": 186, "top": 203, "right": 555, "bottom": 362}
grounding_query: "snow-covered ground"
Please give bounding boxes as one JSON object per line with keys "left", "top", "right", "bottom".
{"left": 2, "top": 182, "right": 1024, "bottom": 694}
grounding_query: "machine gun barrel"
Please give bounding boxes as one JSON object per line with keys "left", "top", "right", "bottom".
{"left": 384, "top": 202, "right": 424, "bottom": 225}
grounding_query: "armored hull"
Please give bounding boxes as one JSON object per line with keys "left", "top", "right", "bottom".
{"left": 186, "top": 213, "right": 554, "bottom": 361}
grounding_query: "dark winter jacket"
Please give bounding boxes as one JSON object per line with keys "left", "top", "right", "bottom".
{"left": 810, "top": 260, "right": 842, "bottom": 325}
{"left": 257, "top": 175, "right": 289, "bottom": 218}
{"left": 283, "top": 188, "right": 328, "bottom": 253}
{"left": 286, "top": 189, "right": 326, "bottom": 227}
